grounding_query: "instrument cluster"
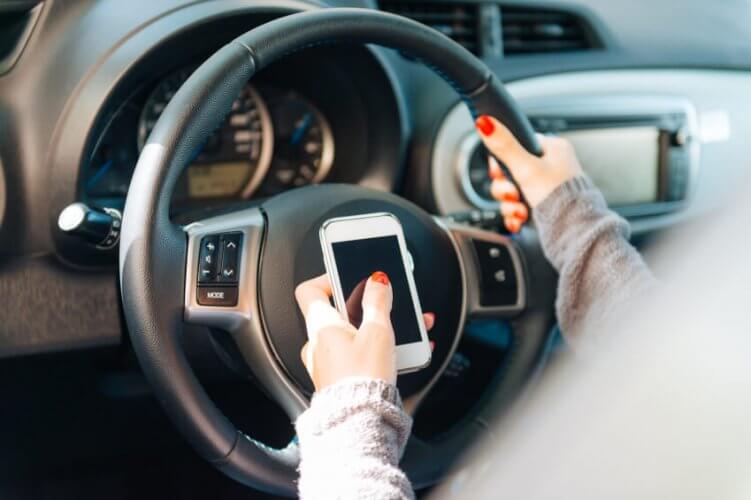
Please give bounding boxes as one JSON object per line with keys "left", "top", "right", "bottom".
{"left": 83, "top": 66, "right": 335, "bottom": 211}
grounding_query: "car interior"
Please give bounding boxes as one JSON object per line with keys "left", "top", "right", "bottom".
{"left": 1, "top": 0, "right": 749, "bottom": 498}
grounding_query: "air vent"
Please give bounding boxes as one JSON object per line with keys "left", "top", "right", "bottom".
{"left": 380, "top": 2, "right": 480, "bottom": 54}
{"left": 501, "top": 6, "right": 599, "bottom": 55}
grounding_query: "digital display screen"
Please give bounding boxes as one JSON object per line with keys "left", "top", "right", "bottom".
{"left": 187, "top": 162, "right": 250, "bottom": 198}
{"left": 331, "top": 236, "right": 422, "bottom": 345}
{"left": 560, "top": 126, "right": 661, "bottom": 206}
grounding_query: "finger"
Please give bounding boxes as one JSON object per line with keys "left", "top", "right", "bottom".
{"left": 300, "top": 342, "right": 312, "bottom": 374}
{"left": 487, "top": 155, "right": 505, "bottom": 181}
{"left": 476, "top": 115, "right": 536, "bottom": 181}
{"left": 500, "top": 200, "right": 529, "bottom": 222}
{"left": 505, "top": 216, "right": 525, "bottom": 234}
{"left": 295, "top": 274, "right": 345, "bottom": 341}
{"left": 490, "top": 178, "right": 520, "bottom": 203}
{"left": 359, "top": 271, "right": 394, "bottom": 330}
{"left": 423, "top": 312, "right": 435, "bottom": 331}
{"left": 294, "top": 274, "right": 333, "bottom": 318}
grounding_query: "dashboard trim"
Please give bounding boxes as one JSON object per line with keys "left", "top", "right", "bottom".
{"left": 430, "top": 72, "right": 729, "bottom": 234}
{"left": 455, "top": 132, "right": 497, "bottom": 211}
{"left": 239, "top": 85, "right": 275, "bottom": 199}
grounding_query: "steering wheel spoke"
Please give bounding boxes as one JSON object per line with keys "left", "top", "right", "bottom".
{"left": 183, "top": 208, "right": 308, "bottom": 419}
{"left": 444, "top": 222, "right": 527, "bottom": 319}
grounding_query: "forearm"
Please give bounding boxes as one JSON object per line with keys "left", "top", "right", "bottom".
{"left": 533, "top": 176, "right": 656, "bottom": 340}
{"left": 295, "top": 377, "right": 414, "bottom": 500}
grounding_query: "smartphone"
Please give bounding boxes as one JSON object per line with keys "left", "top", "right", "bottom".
{"left": 319, "top": 212, "right": 431, "bottom": 373}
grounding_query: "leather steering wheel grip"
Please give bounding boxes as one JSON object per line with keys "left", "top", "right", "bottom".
{"left": 120, "top": 7, "right": 540, "bottom": 497}
{"left": 236, "top": 9, "right": 541, "bottom": 156}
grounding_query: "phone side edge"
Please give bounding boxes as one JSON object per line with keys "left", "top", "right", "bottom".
{"left": 318, "top": 222, "right": 349, "bottom": 321}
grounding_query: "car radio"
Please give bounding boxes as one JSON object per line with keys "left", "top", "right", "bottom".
{"left": 460, "top": 95, "right": 700, "bottom": 218}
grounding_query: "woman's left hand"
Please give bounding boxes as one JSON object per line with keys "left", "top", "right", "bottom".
{"left": 294, "top": 273, "right": 435, "bottom": 391}
{"left": 475, "top": 115, "right": 583, "bottom": 233}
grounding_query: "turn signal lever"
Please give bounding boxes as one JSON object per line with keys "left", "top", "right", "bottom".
{"left": 57, "top": 202, "right": 122, "bottom": 250}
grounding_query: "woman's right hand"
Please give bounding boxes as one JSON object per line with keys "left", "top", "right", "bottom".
{"left": 475, "top": 114, "right": 584, "bottom": 233}
{"left": 294, "top": 272, "right": 435, "bottom": 392}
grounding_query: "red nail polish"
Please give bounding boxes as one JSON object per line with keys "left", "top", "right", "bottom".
{"left": 371, "top": 271, "right": 390, "bottom": 285}
{"left": 475, "top": 115, "right": 495, "bottom": 136}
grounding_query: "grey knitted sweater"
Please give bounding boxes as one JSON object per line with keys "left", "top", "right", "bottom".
{"left": 295, "top": 175, "right": 656, "bottom": 499}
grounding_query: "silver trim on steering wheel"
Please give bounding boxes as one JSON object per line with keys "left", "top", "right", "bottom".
{"left": 445, "top": 222, "right": 527, "bottom": 317}
{"left": 455, "top": 133, "right": 501, "bottom": 211}
{"left": 183, "top": 208, "right": 308, "bottom": 418}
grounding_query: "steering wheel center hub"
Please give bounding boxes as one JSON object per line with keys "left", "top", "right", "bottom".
{"left": 258, "top": 183, "right": 465, "bottom": 396}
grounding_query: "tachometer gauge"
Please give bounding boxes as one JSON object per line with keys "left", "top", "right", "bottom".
{"left": 261, "top": 91, "right": 334, "bottom": 194}
{"left": 137, "top": 68, "right": 273, "bottom": 200}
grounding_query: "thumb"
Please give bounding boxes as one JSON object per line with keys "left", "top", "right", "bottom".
{"left": 475, "top": 115, "right": 537, "bottom": 183}
{"left": 300, "top": 341, "right": 314, "bottom": 379}
{"left": 360, "top": 271, "right": 393, "bottom": 330}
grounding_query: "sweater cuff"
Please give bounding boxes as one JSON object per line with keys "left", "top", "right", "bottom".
{"left": 532, "top": 175, "right": 605, "bottom": 228}
{"left": 296, "top": 377, "right": 411, "bottom": 448}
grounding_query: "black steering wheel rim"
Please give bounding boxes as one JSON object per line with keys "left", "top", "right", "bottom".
{"left": 119, "top": 7, "right": 546, "bottom": 497}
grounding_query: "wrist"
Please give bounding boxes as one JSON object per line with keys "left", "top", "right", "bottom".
{"left": 531, "top": 174, "right": 629, "bottom": 273}
{"left": 297, "top": 377, "right": 404, "bottom": 435}
{"left": 296, "top": 377, "right": 411, "bottom": 462}
{"left": 532, "top": 175, "right": 602, "bottom": 226}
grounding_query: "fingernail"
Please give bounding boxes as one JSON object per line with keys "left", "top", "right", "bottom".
{"left": 425, "top": 312, "right": 435, "bottom": 323}
{"left": 514, "top": 209, "right": 526, "bottom": 219}
{"left": 507, "top": 220, "right": 520, "bottom": 233}
{"left": 475, "top": 115, "right": 495, "bottom": 136}
{"left": 371, "top": 271, "right": 390, "bottom": 285}
{"left": 429, "top": 340, "right": 436, "bottom": 352}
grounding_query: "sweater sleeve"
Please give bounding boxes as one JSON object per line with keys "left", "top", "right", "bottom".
{"left": 295, "top": 377, "right": 414, "bottom": 500}
{"left": 532, "top": 175, "right": 657, "bottom": 341}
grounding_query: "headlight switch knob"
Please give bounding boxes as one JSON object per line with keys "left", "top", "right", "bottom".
{"left": 57, "top": 202, "right": 121, "bottom": 250}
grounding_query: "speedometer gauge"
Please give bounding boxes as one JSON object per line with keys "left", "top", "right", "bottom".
{"left": 137, "top": 68, "right": 273, "bottom": 200}
{"left": 260, "top": 91, "right": 334, "bottom": 194}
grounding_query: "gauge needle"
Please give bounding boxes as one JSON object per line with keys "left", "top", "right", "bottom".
{"left": 86, "top": 159, "right": 113, "bottom": 189}
{"left": 290, "top": 113, "right": 312, "bottom": 146}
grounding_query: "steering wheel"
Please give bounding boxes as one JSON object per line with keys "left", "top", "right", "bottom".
{"left": 119, "top": 7, "right": 556, "bottom": 497}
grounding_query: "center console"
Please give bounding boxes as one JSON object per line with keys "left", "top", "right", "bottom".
{"left": 436, "top": 94, "right": 700, "bottom": 220}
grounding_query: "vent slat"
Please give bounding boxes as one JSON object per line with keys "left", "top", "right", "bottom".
{"left": 379, "top": 1, "right": 480, "bottom": 55}
{"left": 501, "top": 6, "right": 597, "bottom": 55}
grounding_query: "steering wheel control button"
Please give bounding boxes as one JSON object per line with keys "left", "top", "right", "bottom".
{"left": 197, "top": 286, "right": 238, "bottom": 307}
{"left": 198, "top": 235, "right": 220, "bottom": 283}
{"left": 218, "top": 233, "right": 242, "bottom": 283}
{"left": 472, "top": 239, "right": 518, "bottom": 307}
